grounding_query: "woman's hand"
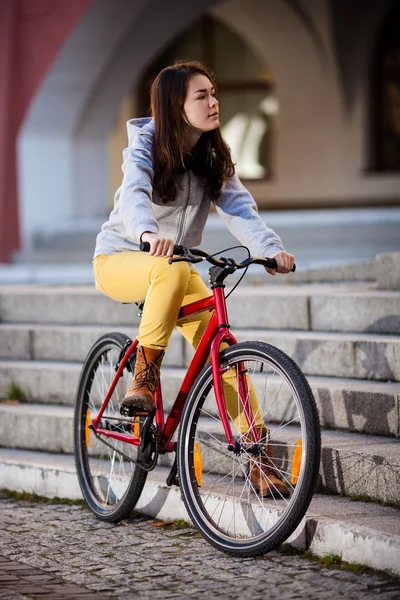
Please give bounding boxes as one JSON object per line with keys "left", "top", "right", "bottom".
{"left": 265, "top": 250, "right": 295, "bottom": 276}
{"left": 141, "top": 232, "right": 175, "bottom": 258}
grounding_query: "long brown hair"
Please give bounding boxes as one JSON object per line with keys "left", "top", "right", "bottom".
{"left": 150, "top": 60, "right": 235, "bottom": 201}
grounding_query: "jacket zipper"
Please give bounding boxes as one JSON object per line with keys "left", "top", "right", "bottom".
{"left": 176, "top": 174, "right": 191, "bottom": 245}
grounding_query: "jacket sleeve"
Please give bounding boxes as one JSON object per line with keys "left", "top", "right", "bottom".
{"left": 214, "top": 174, "right": 284, "bottom": 257}
{"left": 118, "top": 131, "right": 159, "bottom": 243}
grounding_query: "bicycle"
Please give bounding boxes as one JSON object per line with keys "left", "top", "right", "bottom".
{"left": 74, "top": 243, "right": 321, "bottom": 557}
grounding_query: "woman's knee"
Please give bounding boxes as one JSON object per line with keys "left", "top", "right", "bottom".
{"left": 150, "top": 259, "right": 191, "bottom": 290}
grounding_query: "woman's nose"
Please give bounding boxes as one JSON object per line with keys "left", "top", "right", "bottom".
{"left": 209, "top": 95, "right": 218, "bottom": 107}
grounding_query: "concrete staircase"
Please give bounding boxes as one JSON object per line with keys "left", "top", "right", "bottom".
{"left": 0, "top": 254, "right": 400, "bottom": 575}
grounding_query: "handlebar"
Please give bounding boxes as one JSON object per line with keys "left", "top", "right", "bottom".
{"left": 139, "top": 242, "right": 296, "bottom": 272}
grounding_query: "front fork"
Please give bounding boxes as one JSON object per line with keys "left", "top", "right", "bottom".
{"left": 210, "top": 330, "right": 259, "bottom": 449}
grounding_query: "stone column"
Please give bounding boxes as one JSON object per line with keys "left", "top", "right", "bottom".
{"left": 0, "top": 0, "right": 18, "bottom": 263}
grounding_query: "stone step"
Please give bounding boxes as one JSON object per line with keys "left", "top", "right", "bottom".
{"left": 0, "top": 257, "right": 379, "bottom": 286}
{"left": 213, "top": 329, "right": 400, "bottom": 382}
{"left": 1, "top": 324, "right": 400, "bottom": 382}
{"left": 1, "top": 364, "right": 399, "bottom": 436}
{"left": 0, "top": 324, "right": 183, "bottom": 367}
{"left": 1, "top": 284, "right": 399, "bottom": 333}
{"left": 230, "top": 285, "right": 400, "bottom": 334}
{"left": 0, "top": 448, "right": 399, "bottom": 577}
{"left": 318, "top": 429, "right": 400, "bottom": 506}
{"left": 0, "top": 402, "right": 399, "bottom": 507}
{"left": 0, "top": 404, "right": 73, "bottom": 454}
{"left": 310, "top": 375, "right": 400, "bottom": 436}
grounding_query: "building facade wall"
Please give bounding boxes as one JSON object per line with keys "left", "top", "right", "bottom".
{"left": 0, "top": 0, "right": 399, "bottom": 261}
{"left": 212, "top": 0, "right": 400, "bottom": 207}
{"left": 0, "top": 0, "right": 95, "bottom": 262}
{"left": 17, "top": 0, "right": 219, "bottom": 255}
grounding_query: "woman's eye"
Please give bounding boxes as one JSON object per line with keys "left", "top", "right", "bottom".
{"left": 198, "top": 95, "right": 205, "bottom": 100}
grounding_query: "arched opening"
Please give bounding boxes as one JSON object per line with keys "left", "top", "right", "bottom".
{"left": 17, "top": 0, "right": 218, "bottom": 254}
{"left": 372, "top": 2, "right": 400, "bottom": 171}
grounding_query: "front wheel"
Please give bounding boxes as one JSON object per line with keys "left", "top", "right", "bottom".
{"left": 178, "top": 341, "right": 320, "bottom": 557}
{"left": 74, "top": 332, "right": 148, "bottom": 522}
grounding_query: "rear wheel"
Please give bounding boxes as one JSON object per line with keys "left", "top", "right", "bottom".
{"left": 74, "top": 332, "right": 148, "bottom": 521}
{"left": 178, "top": 341, "right": 320, "bottom": 556}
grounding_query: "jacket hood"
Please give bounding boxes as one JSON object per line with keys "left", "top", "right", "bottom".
{"left": 126, "top": 117, "right": 154, "bottom": 146}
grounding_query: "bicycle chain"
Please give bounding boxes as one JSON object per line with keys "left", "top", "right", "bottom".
{"left": 91, "top": 425, "right": 159, "bottom": 472}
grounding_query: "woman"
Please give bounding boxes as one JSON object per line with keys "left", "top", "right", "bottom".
{"left": 93, "top": 61, "right": 294, "bottom": 497}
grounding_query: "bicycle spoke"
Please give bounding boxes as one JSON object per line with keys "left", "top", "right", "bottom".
{"left": 74, "top": 334, "right": 147, "bottom": 521}
{"left": 179, "top": 342, "right": 320, "bottom": 552}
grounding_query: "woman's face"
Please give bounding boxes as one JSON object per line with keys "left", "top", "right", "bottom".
{"left": 183, "top": 74, "right": 219, "bottom": 133}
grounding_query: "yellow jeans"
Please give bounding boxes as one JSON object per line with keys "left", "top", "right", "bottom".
{"left": 93, "top": 251, "right": 264, "bottom": 432}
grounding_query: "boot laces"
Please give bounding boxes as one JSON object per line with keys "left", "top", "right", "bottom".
{"left": 134, "top": 361, "right": 160, "bottom": 393}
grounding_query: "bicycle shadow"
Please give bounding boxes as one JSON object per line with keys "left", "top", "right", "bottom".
{"left": 135, "top": 481, "right": 188, "bottom": 523}
{"left": 316, "top": 388, "right": 396, "bottom": 437}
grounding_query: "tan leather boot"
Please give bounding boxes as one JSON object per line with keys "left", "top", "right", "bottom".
{"left": 121, "top": 345, "right": 164, "bottom": 412}
{"left": 247, "top": 427, "right": 290, "bottom": 498}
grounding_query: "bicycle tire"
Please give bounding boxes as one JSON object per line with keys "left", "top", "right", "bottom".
{"left": 74, "top": 332, "right": 148, "bottom": 522}
{"left": 178, "top": 341, "right": 320, "bottom": 556}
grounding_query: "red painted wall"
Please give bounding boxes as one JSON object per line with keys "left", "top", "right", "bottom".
{"left": 0, "top": 0, "right": 96, "bottom": 263}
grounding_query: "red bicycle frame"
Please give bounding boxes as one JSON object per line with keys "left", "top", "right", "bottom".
{"left": 91, "top": 286, "right": 258, "bottom": 452}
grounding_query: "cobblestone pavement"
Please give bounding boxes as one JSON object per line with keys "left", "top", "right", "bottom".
{"left": 0, "top": 497, "right": 400, "bottom": 600}
{"left": 0, "top": 555, "right": 110, "bottom": 599}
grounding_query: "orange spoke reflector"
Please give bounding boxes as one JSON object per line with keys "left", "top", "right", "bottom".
{"left": 291, "top": 439, "right": 302, "bottom": 485}
{"left": 85, "top": 409, "right": 91, "bottom": 447}
{"left": 194, "top": 442, "right": 203, "bottom": 487}
{"left": 133, "top": 416, "right": 140, "bottom": 438}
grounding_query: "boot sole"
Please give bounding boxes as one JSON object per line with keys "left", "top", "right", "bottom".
{"left": 120, "top": 395, "right": 154, "bottom": 413}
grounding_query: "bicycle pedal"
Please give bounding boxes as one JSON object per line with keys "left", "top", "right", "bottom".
{"left": 119, "top": 405, "right": 151, "bottom": 418}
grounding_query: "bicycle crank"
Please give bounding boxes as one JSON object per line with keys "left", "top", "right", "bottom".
{"left": 137, "top": 423, "right": 159, "bottom": 471}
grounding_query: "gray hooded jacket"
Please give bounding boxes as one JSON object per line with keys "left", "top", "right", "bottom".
{"left": 94, "top": 118, "right": 284, "bottom": 258}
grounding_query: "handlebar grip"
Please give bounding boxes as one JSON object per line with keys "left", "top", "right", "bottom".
{"left": 267, "top": 258, "right": 278, "bottom": 270}
{"left": 139, "top": 241, "right": 185, "bottom": 255}
{"left": 267, "top": 258, "right": 296, "bottom": 272}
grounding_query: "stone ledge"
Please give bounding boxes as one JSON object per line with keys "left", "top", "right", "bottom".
{"left": 2, "top": 325, "right": 400, "bottom": 382}
{"left": 376, "top": 252, "right": 400, "bottom": 290}
{"left": 0, "top": 450, "right": 399, "bottom": 578}
{"left": 1, "top": 368, "right": 399, "bottom": 436}
{"left": 0, "top": 406, "right": 399, "bottom": 504}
